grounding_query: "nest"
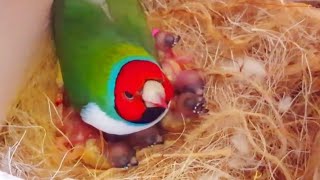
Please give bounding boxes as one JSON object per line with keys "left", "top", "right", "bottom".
{"left": 2, "top": 0, "right": 320, "bottom": 179}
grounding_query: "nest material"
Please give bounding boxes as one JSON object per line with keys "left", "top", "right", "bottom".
{"left": 2, "top": 0, "right": 320, "bottom": 179}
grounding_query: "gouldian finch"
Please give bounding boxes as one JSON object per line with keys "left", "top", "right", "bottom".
{"left": 52, "top": 0, "right": 174, "bottom": 135}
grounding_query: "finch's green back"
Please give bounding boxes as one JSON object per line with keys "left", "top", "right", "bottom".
{"left": 52, "top": 0, "right": 156, "bottom": 110}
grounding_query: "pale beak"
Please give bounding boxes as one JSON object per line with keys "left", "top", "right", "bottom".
{"left": 144, "top": 96, "right": 168, "bottom": 109}
{"left": 142, "top": 80, "right": 168, "bottom": 109}
{"left": 152, "top": 97, "right": 168, "bottom": 109}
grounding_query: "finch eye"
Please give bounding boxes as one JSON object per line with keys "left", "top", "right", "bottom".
{"left": 124, "top": 91, "right": 134, "bottom": 100}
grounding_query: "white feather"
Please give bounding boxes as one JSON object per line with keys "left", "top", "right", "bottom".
{"left": 231, "top": 132, "right": 250, "bottom": 155}
{"left": 80, "top": 102, "right": 170, "bottom": 135}
{"left": 221, "top": 56, "right": 267, "bottom": 81}
{"left": 220, "top": 60, "right": 242, "bottom": 74}
{"left": 228, "top": 158, "right": 245, "bottom": 169}
{"left": 229, "top": 132, "right": 258, "bottom": 169}
{"left": 240, "top": 56, "right": 267, "bottom": 81}
{"left": 0, "top": 171, "right": 22, "bottom": 180}
{"left": 198, "top": 173, "right": 223, "bottom": 180}
{"left": 278, "top": 96, "right": 293, "bottom": 113}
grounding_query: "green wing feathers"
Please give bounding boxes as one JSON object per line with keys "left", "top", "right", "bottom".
{"left": 52, "top": 0, "right": 156, "bottom": 109}
{"left": 106, "top": 0, "right": 155, "bottom": 54}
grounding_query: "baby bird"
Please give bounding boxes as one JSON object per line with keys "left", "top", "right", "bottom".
{"left": 103, "top": 126, "right": 163, "bottom": 168}
{"left": 127, "top": 125, "right": 163, "bottom": 148}
{"left": 104, "top": 125, "right": 163, "bottom": 149}
{"left": 105, "top": 142, "right": 138, "bottom": 168}
{"left": 174, "top": 70, "right": 205, "bottom": 96}
{"left": 152, "top": 30, "right": 209, "bottom": 132}
{"left": 153, "top": 29, "right": 181, "bottom": 59}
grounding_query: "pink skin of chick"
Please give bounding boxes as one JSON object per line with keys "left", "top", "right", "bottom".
{"left": 152, "top": 28, "right": 194, "bottom": 82}
{"left": 58, "top": 96, "right": 138, "bottom": 168}
{"left": 152, "top": 29, "right": 205, "bottom": 96}
{"left": 152, "top": 28, "right": 193, "bottom": 63}
{"left": 152, "top": 28, "right": 209, "bottom": 118}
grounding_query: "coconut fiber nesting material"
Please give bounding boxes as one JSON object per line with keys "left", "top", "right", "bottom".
{"left": 2, "top": 0, "right": 320, "bottom": 179}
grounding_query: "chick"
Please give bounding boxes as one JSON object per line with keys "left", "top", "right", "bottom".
{"left": 173, "top": 70, "right": 209, "bottom": 118}
{"left": 104, "top": 126, "right": 163, "bottom": 149}
{"left": 160, "top": 92, "right": 208, "bottom": 132}
{"left": 176, "top": 92, "right": 208, "bottom": 118}
{"left": 57, "top": 107, "right": 100, "bottom": 148}
{"left": 56, "top": 93, "right": 137, "bottom": 169}
{"left": 153, "top": 29, "right": 181, "bottom": 59}
{"left": 292, "top": 0, "right": 320, "bottom": 8}
{"left": 152, "top": 30, "right": 209, "bottom": 132}
{"left": 173, "top": 70, "right": 205, "bottom": 96}
{"left": 127, "top": 125, "right": 163, "bottom": 148}
{"left": 102, "top": 125, "right": 163, "bottom": 167}
{"left": 105, "top": 142, "right": 138, "bottom": 168}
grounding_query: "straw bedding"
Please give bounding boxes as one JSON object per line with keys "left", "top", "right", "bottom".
{"left": 2, "top": 0, "right": 320, "bottom": 179}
